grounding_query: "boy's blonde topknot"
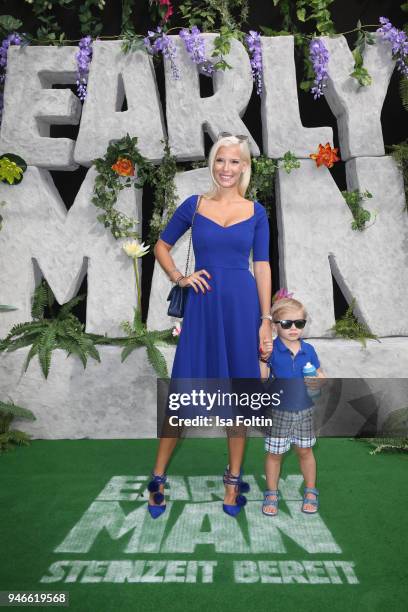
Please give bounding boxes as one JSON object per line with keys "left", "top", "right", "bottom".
{"left": 271, "top": 297, "right": 307, "bottom": 320}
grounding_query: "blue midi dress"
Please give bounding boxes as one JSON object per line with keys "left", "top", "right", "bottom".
{"left": 160, "top": 194, "right": 270, "bottom": 379}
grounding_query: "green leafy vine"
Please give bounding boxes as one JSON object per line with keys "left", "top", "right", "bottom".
{"left": 388, "top": 140, "right": 408, "bottom": 211}
{"left": 247, "top": 151, "right": 300, "bottom": 217}
{"left": 148, "top": 139, "right": 179, "bottom": 246}
{"left": 341, "top": 189, "right": 374, "bottom": 231}
{"left": 92, "top": 134, "right": 153, "bottom": 240}
{"left": 179, "top": 0, "right": 249, "bottom": 32}
{"left": 350, "top": 20, "right": 375, "bottom": 87}
{"left": 295, "top": 0, "right": 335, "bottom": 35}
{"left": 79, "top": 0, "right": 105, "bottom": 36}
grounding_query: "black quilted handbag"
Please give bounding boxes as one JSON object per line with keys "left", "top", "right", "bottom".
{"left": 166, "top": 284, "right": 189, "bottom": 318}
{"left": 166, "top": 196, "right": 201, "bottom": 318}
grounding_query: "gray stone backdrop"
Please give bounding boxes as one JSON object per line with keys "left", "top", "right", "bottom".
{"left": 0, "top": 36, "right": 407, "bottom": 438}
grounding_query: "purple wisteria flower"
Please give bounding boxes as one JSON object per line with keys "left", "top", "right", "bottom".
{"left": 75, "top": 35, "right": 93, "bottom": 102}
{"left": 245, "top": 30, "right": 263, "bottom": 95}
{"left": 309, "top": 38, "right": 329, "bottom": 99}
{"left": 0, "top": 33, "right": 22, "bottom": 84}
{"left": 179, "top": 26, "right": 214, "bottom": 76}
{"left": 0, "top": 32, "right": 22, "bottom": 123}
{"left": 377, "top": 16, "right": 408, "bottom": 78}
{"left": 144, "top": 26, "right": 180, "bottom": 80}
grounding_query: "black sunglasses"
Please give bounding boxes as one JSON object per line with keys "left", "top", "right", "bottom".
{"left": 217, "top": 131, "right": 249, "bottom": 142}
{"left": 274, "top": 319, "right": 307, "bottom": 330}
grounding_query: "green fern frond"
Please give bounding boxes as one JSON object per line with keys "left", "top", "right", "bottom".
{"left": 66, "top": 342, "right": 88, "bottom": 368}
{"left": 400, "top": 76, "right": 408, "bottom": 111}
{"left": 75, "top": 335, "right": 101, "bottom": 362}
{"left": 0, "top": 429, "right": 32, "bottom": 452}
{"left": 0, "top": 431, "right": 12, "bottom": 448}
{"left": 58, "top": 340, "right": 83, "bottom": 364}
{"left": 83, "top": 342, "right": 101, "bottom": 363}
{"left": 38, "top": 325, "right": 57, "bottom": 378}
{"left": 153, "top": 338, "right": 178, "bottom": 347}
{"left": 120, "top": 341, "right": 140, "bottom": 362}
{"left": 58, "top": 294, "right": 86, "bottom": 319}
{"left": 23, "top": 340, "right": 41, "bottom": 373}
{"left": 31, "top": 279, "right": 54, "bottom": 319}
{"left": 8, "top": 429, "right": 32, "bottom": 445}
{"left": 147, "top": 329, "right": 177, "bottom": 342}
{"left": 145, "top": 341, "right": 168, "bottom": 378}
{"left": 57, "top": 337, "right": 82, "bottom": 357}
{"left": 57, "top": 327, "right": 84, "bottom": 346}
{"left": 0, "top": 334, "right": 41, "bottom": 353}
{"left": 367, "top": 437, "right": 408, "bottom": 454}
{"left": 92, "top": 334, "right": 128, "bottom": 346}
{"left": 0, "top": 400, "right": 35, "bottom": 420}
{"left": 330, "top": 298, "right": 378, "bottom": 347}
{"left": 1, "top": 320, "right": 45, "bottom": 342}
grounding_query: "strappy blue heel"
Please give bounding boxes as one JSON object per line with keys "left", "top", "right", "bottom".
{"left": 222, "top": 467, "right": 250, "bottom": 517}
{"left": 147, "top": 473, "right": 167, "bottom": 519}
{"left": 301, "top": 486, "right": 319, "bottom": 513}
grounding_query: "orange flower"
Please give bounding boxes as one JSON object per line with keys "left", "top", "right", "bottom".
{"left": 309, "top": 143, "right": 340, "bottom": 168}
{"left": 111, "top": 157, "right": 135, "bottom": 177}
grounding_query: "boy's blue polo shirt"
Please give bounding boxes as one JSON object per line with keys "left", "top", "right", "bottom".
{"left": 267, "top": 336, "right": 321, "bottom": 411}
{"left": 268, "top": 336, "right": 320, "bottom": 378}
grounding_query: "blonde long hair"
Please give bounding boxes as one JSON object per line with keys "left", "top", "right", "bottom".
{"left": 203, "top": 135, "right": 252, "bottom": 200}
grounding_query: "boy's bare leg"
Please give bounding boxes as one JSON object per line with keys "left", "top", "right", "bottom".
{"left": 295, "top": 446, "right": 317, "bottom": 511}
{"left": 264, "top": 452, "right": 283, "bottom": 514}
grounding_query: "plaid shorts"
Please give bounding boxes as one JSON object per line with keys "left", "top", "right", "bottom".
{"left": 264, "top": 407, "right": 316, "bottom": 454}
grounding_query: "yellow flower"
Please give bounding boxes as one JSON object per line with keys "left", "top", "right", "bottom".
{"left": 122, "top": 240, "right": 150, "bottom": 258}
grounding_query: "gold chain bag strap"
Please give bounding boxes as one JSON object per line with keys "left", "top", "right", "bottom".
{"left": 166, "top": 195, "right": 202, "bottom": 318}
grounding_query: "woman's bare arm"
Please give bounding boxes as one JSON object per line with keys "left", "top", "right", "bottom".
{"left": 153, "top": 239, "right": 184, "bottom": 283}
{"left": 154, "top": 239, "right": 211, "bottom": 293}
{"left": 254, "top": 261, "right": 273, "bottom": 361}
{"left": 253, "top": 261, "right": 272, "bottom": 316}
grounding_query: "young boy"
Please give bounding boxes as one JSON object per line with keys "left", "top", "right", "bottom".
{"left": 259, "top": 296, "right": 326, "bottom": 515}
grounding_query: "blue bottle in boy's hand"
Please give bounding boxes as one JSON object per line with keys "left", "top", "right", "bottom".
{"left": 303, "top": 362, "right": 321, "bottom": 398}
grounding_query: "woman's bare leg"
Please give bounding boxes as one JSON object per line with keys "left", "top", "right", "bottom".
{"left": 149, "top": 429, "right": 180, "bottom": 507}
{"left": 224, "top": 428, "right": 247, "bottom": 504}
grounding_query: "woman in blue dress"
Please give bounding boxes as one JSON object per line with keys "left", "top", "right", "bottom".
{"left": 148, "top": 134, "right": 273, "bottom": 518}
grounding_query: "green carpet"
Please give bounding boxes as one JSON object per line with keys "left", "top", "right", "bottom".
{"left": 1, "top": 438, "right": 407, "bottom": 612}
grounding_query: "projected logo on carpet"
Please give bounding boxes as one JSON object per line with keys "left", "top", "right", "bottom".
{"left": 40, "top": 474, "right": 358, "bottom": 585}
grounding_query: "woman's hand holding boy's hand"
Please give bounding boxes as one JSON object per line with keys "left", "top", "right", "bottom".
{"left": 259, "top": 320, "right": 273, "bottom": 362}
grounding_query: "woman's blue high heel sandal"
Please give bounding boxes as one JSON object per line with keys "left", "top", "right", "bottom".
{"left": 222, "top": 467, "right": 250, "bottom": 517}
{"left": 147, "top": 473, "right": 167, "bottom": 519}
